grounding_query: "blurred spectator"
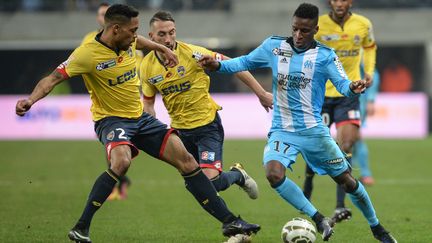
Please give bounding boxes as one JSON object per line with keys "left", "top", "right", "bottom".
{"left": 381, "top": 60, "right": 413, "bottom": 92}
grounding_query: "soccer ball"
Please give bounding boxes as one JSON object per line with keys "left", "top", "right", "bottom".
{"left": 281, "top": 217, "right": 317, "bottom": 243}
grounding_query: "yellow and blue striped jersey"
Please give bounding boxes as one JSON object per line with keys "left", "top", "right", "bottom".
{"left": 316, "top": 13, "right": 376, "bottom": 97}
{"left": 57, "top": 33, "right": 142, "bottom": 121}
{"left": 141, "top": 41, "right": 222, "bottom": 129}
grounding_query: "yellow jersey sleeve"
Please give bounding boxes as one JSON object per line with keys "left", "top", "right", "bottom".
{"left": 57, "top": 46, "right": 93, "bottom": 78}
{"left": 362, "top": 18, "right": 377, "bottom": 76}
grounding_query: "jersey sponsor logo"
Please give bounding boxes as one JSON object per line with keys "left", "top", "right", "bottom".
{"left": 96, "top": 59, "right": 116, "bottom": 71}
{"left": 161, "top": 81, "right": 191, "bottom": 96}
{"left": 177, "top": 66, "right": 186, "bottom": 77}
{"left": 166, "top": 72, "right": 173, "bottom": 78}
{"left": 201, "top": 151, "right": 215, "bottom": 161}
{"left": 117, "top": 56, "right": 123, "bottom": 63}
{"left": 326, "top": 158, "right": 343, "bottom": 164}
{"left": 333, "top": 57, "right": 347, "bottom": 78}
{"left": 277, "top": 72, "right": 312, "bottom": 90}
{"left": 321, "top": 34, "right": 340, "bottom": 41}
{"left": 148, "top": 75, "right": 164, "bottom": 84}
{"left": 127, "top": 47, "right": 134, "bottom": 57}
{"left": 108, "top": 67, "right": 136, "bottom": 86}
{"left": 272, "top": 48, "right": 293, "bottom": 57}
{"left": 192, "top": 51, "right": 203, "bottom": 61}
{"left": 335, "top": 49, "right": 360, "bottom": 57}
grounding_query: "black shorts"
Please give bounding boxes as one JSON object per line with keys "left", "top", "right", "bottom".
{"left": 321, "top": 96, "right": 361, "bottom": 128}
{"left": 94, "top": 112, "right": 175, "bottom": 161}
{"left": 177, "top": 113, "right": 224, "bottom": 172}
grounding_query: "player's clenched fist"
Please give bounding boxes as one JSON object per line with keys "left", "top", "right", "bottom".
{"left": 198, "top": 55, "right": 220, "bottom": 71}
{"left": 16, "top": 99, "right": 33, "bottom": 116}
{"left": 349, "top": 80, "right": 367, "bottom": 94}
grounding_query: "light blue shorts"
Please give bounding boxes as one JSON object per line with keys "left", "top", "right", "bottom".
{"left": 263, "top": 125, "right": 349, "bottom": 177}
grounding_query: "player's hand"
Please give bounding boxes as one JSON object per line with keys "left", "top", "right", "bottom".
{"left": 364, "top": 73, "right": 373, "bottom": 88}
{"left": 259, "top": 91, "right": 273, "bottom": 112}
{"left": 350, "top": 80, "right": 367, "bottom": 94}
{"left": 160, "top": 46, "right": 178, "bottom": 68}
{"left": 198, "top": 55, "right": 220, "bottom": 71}
{"left": 16, "top": 98, "right": 33, "bottom": 116}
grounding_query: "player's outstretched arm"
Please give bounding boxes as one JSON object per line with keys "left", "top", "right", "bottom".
{"left": 136, "top": 35, "right": 178, "bottom": 67}
{"left": 221, "top": 55, "right": 273, "bottom": 112}
{"left": 16, "top": 70, "right": 66, "bottom": 116}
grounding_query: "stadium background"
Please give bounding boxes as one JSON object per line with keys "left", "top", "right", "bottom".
{"left": 1, "top": 0, "right": 431, "bottom": 242}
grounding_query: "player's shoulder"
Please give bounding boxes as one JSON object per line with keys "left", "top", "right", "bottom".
{"left": 351, "top": 13, "right": 373, "bottom": 25}
{"left": 263, "top": 35, "right": 288, "bottom": 45}
{"left": 318, "top": 14, "right": 332, "bottom": 24}
{"left": 316, "top": 41, "right": 334, "bottom": 52}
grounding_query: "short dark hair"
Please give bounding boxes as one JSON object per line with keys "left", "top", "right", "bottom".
{"left": 149, "top": 10, "right": 175, "bottom": 26}
{"left": 104, "top": 4, "right": 139, "bottom": 25}
{"left": 293, "top": 3, "right": 319, "bottom": 24}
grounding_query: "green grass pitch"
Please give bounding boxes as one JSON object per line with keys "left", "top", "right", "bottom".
{"left": 1, "top": 138, "right": 432, "bottom": 242}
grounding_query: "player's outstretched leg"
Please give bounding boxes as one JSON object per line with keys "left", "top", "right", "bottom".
{"left": 229, "top": 163, "right": 259, "bottom": 199}
{"left": 334, "top": 171, "right": 396, "bottom": 242}
{"left": 266, "top": 161, "right": 334, "bottom": 241}
{"left": 164, "top": 134, "right": 260, "bottom": 237}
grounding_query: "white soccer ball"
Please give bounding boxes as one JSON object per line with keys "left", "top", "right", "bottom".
{"left": 281, "top": 217, "right": 317, "bottom": 243}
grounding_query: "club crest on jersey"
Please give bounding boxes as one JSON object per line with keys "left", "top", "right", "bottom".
{"left": 148, "top": 75, "right": 164, "bottom": 84}
{"left": 177, "top": 66, "right": 186, "bottom": 77}
{"left": 272, "top": 48, "right": 293, "bottom": 57}
{"left": 201, "top": 151, "right": 215, "bottom": 161}
{"left": 106, "top": 130, "right": 115, "bottom": 141}
{"left": 303, "top": 60, "right": 313, "bottom": 69}
{"left": 96, "top": 59, "right": 116, "bottom": 71}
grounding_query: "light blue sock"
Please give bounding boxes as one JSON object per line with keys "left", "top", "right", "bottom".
{"left": 354, "top": 140, "right": 372, "bottom": 177}
{"left": 274, "top": 177, "right": 317, "bottom": 217}
{"left": 348, "top": 182, "right": 379, "bottom": 226}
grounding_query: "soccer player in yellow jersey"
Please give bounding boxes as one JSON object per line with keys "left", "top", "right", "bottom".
{"left": 141, "top": 11, "right": 272, "bottom": 203}
{"left": 302, "top": 0, "right": 377, "bottom": 225}
{"left": 82, "top": 2, "right": 133, "bottom": 201}
{"left": 15, "top": 4, "right": 260, "bottom": 243}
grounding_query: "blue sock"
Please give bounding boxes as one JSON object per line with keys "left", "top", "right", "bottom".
{"left": 354, "top": 140, "right": 372, "bottom": 177}
{"left": 211, "top": 171, "right": 242, "bottom": 192}
{"left": 274, "top": 177, "right": 317, "bottom": 217}
{"left": 348, "top": 181, "right": 379, "bottom": 226}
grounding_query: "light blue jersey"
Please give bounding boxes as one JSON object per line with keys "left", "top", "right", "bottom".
{"left": 219, "top": 36, "right": 357, "bottom": 132}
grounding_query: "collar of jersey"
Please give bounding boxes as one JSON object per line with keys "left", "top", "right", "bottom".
{"left": 95, "top": 31, "right": 121, "bottom": 56}
{"left": 286, "top": 37, "right": 317, "bottom": 54}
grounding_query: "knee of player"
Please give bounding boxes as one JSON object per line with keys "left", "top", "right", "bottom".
{"left": 265, "top": 170, "right": 285, "bottom": 185}
{"left": 110, "top": 157, "right": 131, "bottom": 175}
{"left": 178, "top": 152, "right": 199, "bottom": 173}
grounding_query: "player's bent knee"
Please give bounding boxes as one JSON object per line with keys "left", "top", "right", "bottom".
{"left": 266, "top": 170, "right": 285, "bottom": 185}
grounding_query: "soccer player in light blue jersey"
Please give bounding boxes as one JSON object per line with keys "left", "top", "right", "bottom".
{"left": 199, "top": 3, "right": 396, "bottom": 243}
{"left": 353, "top": 66, "right": 381, "bottom": 186}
